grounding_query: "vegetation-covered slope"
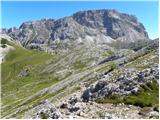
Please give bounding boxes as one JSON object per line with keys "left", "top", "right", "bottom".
{"left": 1, "top": 37, "right": 159, "bottom": 119}
{"left": 1, "top": 38, "right": 58, "bottom": 117}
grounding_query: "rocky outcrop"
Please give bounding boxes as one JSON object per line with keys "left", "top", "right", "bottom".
{"left": 81, "top": 64, "right": 159, "bottom": 101}
{"left": 28, "top": 100, "right": 62, "bottom": 119}
{"left": 18, "top": 69, "right": 29, "bottom": 77}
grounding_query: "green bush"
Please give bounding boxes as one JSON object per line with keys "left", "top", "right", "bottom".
{"left": 96, "top": 95, "right": 123, "bottom": 104}
{"left": 110, "top": 62, "right": 117, "bottom": 70}
{"left": 40, "top": 112, "right": 49, "bottom": 119}
{"left": 75, "top": 86, "right": 81, "bottom": 90}
{"left": 1, "top": 44, "right": 7, "bottom": 48}
{"left": 97, "top": 111, "right": 104, "bottom": 118}
{"left": 1, "top": 38, "right": 7, "bottom": 44}
{"left": 153, "top": 106, "right": 159, "bottom": 112}
{"left": 124, "top": 80, "right": 159, "bottom": 107}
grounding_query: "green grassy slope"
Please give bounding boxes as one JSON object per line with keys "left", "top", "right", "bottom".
{"left": 1, "top": 40, "right": 60, "bottom": 116}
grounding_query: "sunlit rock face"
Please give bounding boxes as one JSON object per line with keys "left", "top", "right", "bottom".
{"left": 2, "top": 9, "right": 148, "bottom": 50}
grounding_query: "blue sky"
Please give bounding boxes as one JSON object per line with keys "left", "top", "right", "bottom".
{"left": 1, "top": 1, "right": 159, "bottom": 39}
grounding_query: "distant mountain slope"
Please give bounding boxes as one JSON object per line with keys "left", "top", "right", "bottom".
{"left": 1, "top": 9, "right": 149, "bottom": 51}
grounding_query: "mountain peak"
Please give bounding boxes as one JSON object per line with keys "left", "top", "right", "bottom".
{"left": 2, "top": 9, "right": 149, "bottom": 49}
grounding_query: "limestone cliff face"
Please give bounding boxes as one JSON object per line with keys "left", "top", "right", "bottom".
{"left": 2, "top": 9, "right": 149, "bottom": 48}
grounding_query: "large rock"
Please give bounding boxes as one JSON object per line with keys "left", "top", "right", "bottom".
{"left": 94, "top": 80, "right": 108, "bottom": 92}
{"left": 68, "top": 95, "right": 78, "bottom": 105}
{"left": 81, "top": 89, "right": 91, "bottom": 102}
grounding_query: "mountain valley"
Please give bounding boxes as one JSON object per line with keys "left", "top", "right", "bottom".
{"left": 0, "top": 9, "right": 159, "bottom": 119}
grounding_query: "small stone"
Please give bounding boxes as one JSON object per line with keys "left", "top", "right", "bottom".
{"left": 105, "top": 112, "right": 112, "bottom": 119}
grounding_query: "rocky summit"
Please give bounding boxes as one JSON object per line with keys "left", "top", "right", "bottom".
{"left": 0, "top": 9, "right": 159, "bottom": 119}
